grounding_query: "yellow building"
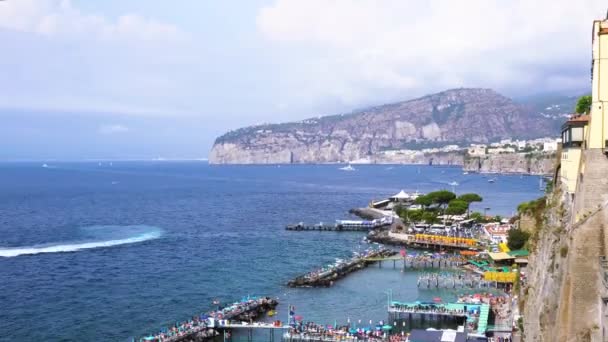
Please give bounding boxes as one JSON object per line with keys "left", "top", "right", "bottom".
{"left": 560, "top": 18, "right": 608, "bottom": 194}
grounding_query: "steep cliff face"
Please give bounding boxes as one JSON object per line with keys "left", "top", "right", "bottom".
{"left": 210, "top": 88, "right": 560, "bottom": 164}
{"left": 523, "top": 150, "right": 608, "bottom": 342}
{"left": 463, "top": 152, "right": 556, "bottom": 175}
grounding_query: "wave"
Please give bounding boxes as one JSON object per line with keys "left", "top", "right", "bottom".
{"left": 0, "top": 226, "right": 162, "bottom": 258}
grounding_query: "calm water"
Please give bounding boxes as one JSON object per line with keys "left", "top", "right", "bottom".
{"left": 0, "top": 162, "right": 542, "bottom": 341}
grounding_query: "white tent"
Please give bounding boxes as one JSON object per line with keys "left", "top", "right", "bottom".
{"left": 390, "top": 190, "right": 410, "bottom": 201}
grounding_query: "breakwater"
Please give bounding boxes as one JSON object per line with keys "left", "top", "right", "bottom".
{"left": 287, "top": 248, "right": 396, "bottom": 287}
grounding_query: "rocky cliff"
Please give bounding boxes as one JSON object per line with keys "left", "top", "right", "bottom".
{"left": 464, "top": 152, "right": 556, "bottom": 175}
{"left": 522, "top": 149, "right": 608, "bottom": 342}
{"left": 210, "top": 88, "right": 562, "bottom": 164}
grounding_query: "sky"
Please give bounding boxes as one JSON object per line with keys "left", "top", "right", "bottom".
{"left": 0, "top": 0, "right": 606, "bottom": 160}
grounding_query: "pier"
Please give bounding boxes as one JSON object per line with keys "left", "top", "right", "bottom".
{"left": 287, "top": 248, "right": 396, "bottom": 287}
{"left": 286, "top": 218, "right": 392, "bottom": 232}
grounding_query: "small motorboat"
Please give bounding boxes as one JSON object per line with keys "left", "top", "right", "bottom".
{"left": 339, "top": 164, "right": 356, "bottom": 171}
{"left": 488, "top": 178, "right": 496, "bottom": 183}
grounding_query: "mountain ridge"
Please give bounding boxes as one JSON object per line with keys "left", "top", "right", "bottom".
{"left": 210, "top": 88, "right": 569, "bottom": 164}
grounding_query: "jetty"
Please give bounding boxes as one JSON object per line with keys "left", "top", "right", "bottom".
{"left": 287, "top": 248, "right": 396, "bottom": 287}
{"left": 286, "top": 218, "right": 392, "bottom": 232}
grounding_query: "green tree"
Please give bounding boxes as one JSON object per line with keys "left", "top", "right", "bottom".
{"left": 446, "top": 199, "right": 468, "bottom": 215}
{"left": 414, "top": 195, "right": 433, "bottom": 209}
{"left": 507, "top": 228, "right": 531, "bottom": 250}
{"left": 470, "top": 211, "right": 484, "bottom": 222}
{"left": 575, "top": 95, "right": 592, "bottom": 115}
{"left": 422, "top": 211, "right": 439, "bottom": 224}
{"left": 426, "top": 190, "right": 456, "bottom": 211}
{"left": 408, "top": 210, "right": 424, "bottom": 222}
{"left": 457, "top": 193, "right": 483, "bottom": 217}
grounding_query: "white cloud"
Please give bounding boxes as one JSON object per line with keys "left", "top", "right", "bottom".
{"left": 98, "top": 124, "right": 129, "bottom": 135}
{"left": 257, "top": 0, "right": 606, "bottom": 108}
{"left": 0, "top": 0, "right": 185, "bottom": 43}
{"left": 0, "top": 0, "right": 197, "bottom": 116}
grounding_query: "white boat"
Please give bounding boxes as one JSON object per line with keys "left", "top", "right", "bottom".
{"left": 488, "top": 178, "right": 496, "bottom": 183}
{"left": 41, "top": 163, "right": 49, "bottom": 168}
{"left": 339, "top": 164, "right": 356, "bottom": 171}
{"left": 463, "top": 171, "right": 469, "bottom": 175}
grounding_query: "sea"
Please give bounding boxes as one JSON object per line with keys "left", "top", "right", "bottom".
{"left": 0, "top": 162, "right": 543, "bottom": 341}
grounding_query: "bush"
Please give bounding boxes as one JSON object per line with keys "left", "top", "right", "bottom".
{"left": 507, "top": 228, "right": 531, "bottom": 250}
{"left": 560, "top": 245, "right": 568, "bottom": 257}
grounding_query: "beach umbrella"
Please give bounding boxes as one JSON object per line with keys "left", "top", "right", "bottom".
{"left": 294, "top": 315, "right": 303, "bottom": 321}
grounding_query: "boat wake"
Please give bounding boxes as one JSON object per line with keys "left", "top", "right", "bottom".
{"left": 0, "top": 225, "right": 163, "bottom": 258}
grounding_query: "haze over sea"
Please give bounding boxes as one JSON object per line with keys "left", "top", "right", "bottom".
{"left": 0, "top": 162, "right": 542, "bottom": 341}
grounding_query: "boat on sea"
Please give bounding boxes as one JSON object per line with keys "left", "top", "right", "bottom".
{"left": 339, "top": 164, "right": 356, "bottom": 171}
{"left": 41, "top": 164, "right": 49, "bottom": 168}
{"left": 463, "top": 171, "right": 469, "bottom": 175}
{"left": 488, "top": 178, "right": 496, "bottom": 183}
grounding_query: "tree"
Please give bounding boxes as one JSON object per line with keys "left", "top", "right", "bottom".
{"left": 426, "top": 190, "right": 456, "bottom": 210}
{"left": 470, "top": 212, "right": 483, "bottom": 222}
{"left": 457, "top": 193, "right": 483, "bottom": 217}
{"left": 507, "top": 228, "right": 531, "bottom": 250}
{"left": 457, "top": 193, "right": 483, "bottom": 204}
{"left": 408, "top": 210, "right": 424, "bottom": 222}
{"left": 422, "top": 211, "right": 439, "bottom": 224}
{"left": 414, "top": 195, "right": 433, "bottom": 209}
{"left": 575, "top": 95, "right": 592, "bottom": 115}
{"left": 446, "top": 199, "right": 468, "bottom": 215}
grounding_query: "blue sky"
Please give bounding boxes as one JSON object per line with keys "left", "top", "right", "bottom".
{"left": 0, "top": 0, "right": 605, "bottom": 160}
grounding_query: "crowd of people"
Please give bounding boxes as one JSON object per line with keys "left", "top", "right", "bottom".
{"left": 140, "top": 297, "right": 277, "bottom": 342}
{"left": 285, "top": 321, "right": 391, "bottom": 342}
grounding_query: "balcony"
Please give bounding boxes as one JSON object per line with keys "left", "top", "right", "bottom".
{"left": 561, "top": 115, "right": 589, "bottom": 149}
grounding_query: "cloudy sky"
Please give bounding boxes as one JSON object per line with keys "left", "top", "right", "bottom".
{"left": 0, "top": 0, "right": 605, "bottom": 160}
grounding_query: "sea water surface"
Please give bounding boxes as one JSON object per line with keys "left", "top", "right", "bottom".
{"left": 0, "top": 162, "right": 543, "bottom": 341}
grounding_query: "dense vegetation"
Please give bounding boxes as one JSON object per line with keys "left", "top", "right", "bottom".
{"left": 507, "top": 228, "right": 531, "bottom": 250}
{"left": 575, "top": 95, "right": 592, "bottom": 115}
{"left": 397, "top": 190, "right": 483, "bottom": 224}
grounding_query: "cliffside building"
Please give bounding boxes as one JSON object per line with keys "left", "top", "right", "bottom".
{"left": 560, "top": 18, "right": 608, "bottom": 196}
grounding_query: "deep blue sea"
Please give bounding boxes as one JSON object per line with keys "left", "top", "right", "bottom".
{"left": 0, "top": 162, "right": 543, "bottom": 341}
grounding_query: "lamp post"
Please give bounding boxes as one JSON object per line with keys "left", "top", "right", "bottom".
{"left": 484, "top": 207, "right": 491, "bottom": 218}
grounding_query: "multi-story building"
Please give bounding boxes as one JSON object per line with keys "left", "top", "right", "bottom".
{"left": 560, "top": 17, "right": 608, "bottom": 196}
